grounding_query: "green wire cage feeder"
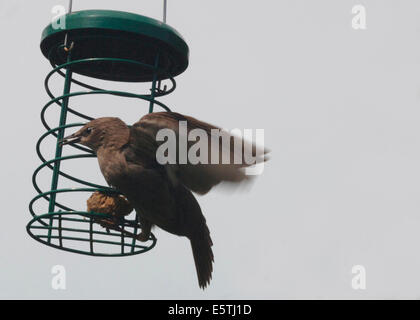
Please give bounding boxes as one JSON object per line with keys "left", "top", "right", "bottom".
{"left": 27, "top": 5, "right": 189, "bottom": 256}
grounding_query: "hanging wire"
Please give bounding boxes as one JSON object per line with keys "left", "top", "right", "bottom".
{"left": 63, "top": 0, "right": 73, "bottom": 49}
{"left": 163, "top": 0, "right": 167, "bottom": 23}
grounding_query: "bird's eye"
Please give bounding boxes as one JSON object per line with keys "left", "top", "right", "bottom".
{"left": 86, "top": 127, "right": 93, "bottom": 135}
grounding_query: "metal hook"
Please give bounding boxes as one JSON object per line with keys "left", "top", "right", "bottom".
{"left": 156, "top": 80, "right": 168, "bottom": 94}
{"left": 64, "top": 41, "right": 75, "bottom": 53}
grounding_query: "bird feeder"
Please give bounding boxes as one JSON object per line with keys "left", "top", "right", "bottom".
{"left": 27, "top": 7, "right": 189, "bottom": 256}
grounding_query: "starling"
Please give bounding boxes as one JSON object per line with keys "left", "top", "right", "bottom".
{"left": 62, "top": 112, "right": 267, "bottom": 289}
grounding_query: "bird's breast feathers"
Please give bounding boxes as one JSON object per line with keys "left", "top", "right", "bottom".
{"left": 96, "top": 148, "right": 133, "bottom": 187}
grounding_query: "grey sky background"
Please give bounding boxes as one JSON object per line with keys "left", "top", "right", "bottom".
{"left": 1, "top": 0, "right": 420, "bottom": 299}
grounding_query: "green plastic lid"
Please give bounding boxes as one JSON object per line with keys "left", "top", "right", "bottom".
{"left": 40, "top": 10, "right": 189, "bottom": 82}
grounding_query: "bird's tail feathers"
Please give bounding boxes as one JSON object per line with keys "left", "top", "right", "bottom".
{"left": 189, "top": 225, "right": 214, "bottom": 289}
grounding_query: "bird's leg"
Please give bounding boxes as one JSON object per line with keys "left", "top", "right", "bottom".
{"left": 94, "top": 217, "right": 114, "bottom": 230}
{"left": 94, "top": 217, "right": 143, "bottom": 239}
{"left": 136, "top": 217, "right": 152, "bottom": 242}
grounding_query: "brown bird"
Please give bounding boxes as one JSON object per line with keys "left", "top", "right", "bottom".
{"left": 62, "top": 112, "right": 267, "bottom": 289}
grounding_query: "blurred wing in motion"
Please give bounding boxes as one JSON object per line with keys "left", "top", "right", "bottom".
{"left": 131, "top": 112, "right": 269, "bottom": 194}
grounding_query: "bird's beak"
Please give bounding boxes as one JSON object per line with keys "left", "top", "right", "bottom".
{"left": 60, "top": 132, "right": 82, "bottom": 146}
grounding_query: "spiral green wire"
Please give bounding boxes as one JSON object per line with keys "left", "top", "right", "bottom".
{"left": 27, "top": 41, "right": 175, "bottom": 257}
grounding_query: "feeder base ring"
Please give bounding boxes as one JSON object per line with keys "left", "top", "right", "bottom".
{"left": 26, "top": 211, "right": 157, "bottom": 257}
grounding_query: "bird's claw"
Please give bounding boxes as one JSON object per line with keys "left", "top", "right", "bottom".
{"left": 135, "top": 232, "right": 150, "bottom": 242}
{"left": 93, "top": 217, "right": 149, "bottom": 241}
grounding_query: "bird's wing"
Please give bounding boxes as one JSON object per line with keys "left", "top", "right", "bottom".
{"left": 130, "top": 112, "right": 268, "bottom": 195}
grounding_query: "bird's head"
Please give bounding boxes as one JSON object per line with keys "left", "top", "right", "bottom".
{"left": 61, "top": 117, "right": 130, "bottom": 152}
